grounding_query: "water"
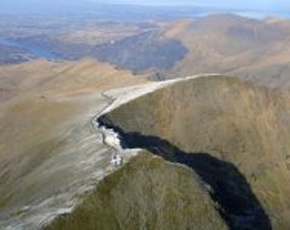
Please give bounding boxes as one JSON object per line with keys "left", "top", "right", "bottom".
{"left": 0, "top": 37, "right": 59, "bottom": 60}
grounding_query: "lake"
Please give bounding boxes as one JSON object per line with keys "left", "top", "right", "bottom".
{"left": 0, "top": 37, "right": 59, "bottom": 60}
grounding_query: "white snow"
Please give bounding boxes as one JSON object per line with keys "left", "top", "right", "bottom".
{"left": 101, "top": 127, "right": 121, "bottom": 150}
{"left": 100, "top": 73, "right": 221, "bottom": 115}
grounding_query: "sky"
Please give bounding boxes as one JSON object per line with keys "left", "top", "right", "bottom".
{"left": 0, "top": 0, "right": 289, "bottom": 14}
{"left": 89, "top": 0, "right": 289, "bottom": 10}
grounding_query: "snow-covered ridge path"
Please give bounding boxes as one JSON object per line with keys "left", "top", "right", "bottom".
{"left": 91, "top": 73, "right": 221, "bottom": 161}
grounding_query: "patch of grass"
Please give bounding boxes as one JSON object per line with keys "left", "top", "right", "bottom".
{"left": 0, "top": 194, "right": 13, "bottom": 211}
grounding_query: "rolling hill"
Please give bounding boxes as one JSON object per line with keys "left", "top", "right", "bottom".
{"left": 0, "top": 58, "right": 147, "bottom": 102}
{"left": 88, "top": 14, "right": 290, "bottom": 89}
{"left": 161, "top": 14, "right": 290, "bottom": 89}
{"left": 0, "top": 58, "right": 147, "bottom": 229}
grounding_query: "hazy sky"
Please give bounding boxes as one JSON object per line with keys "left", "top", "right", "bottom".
{"left": 90, "top": 0, "right": 289, "bottom": 10}
{"left": 0, "top": 0, "right": 289, "bottom": 13}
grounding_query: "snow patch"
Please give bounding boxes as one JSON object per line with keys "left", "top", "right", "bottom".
{"left": 100, "top": 73, "right": 221, "bottom": 115}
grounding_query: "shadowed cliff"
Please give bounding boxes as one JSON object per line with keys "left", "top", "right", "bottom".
{"left": 97, "top": 119, "right": 272, "bottom": 230}
{"left": 45, "top": 75, "right": 290, "bottom": 229}
{"left": 97, "top": 75, "right": 290, "bottom": 229}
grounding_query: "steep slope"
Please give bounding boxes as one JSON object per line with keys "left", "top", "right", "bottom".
{"left": 45, "top": 152, "right": 228, "bottom": 230}
{"left": 92, "top": 31, "right": 188, "bottom": 74}
{"left": 98, "top": 75, "right": 290, "bottom": 229}
{"left": 0, "top": 59, "right": 148, "bottom": 229}
{"left": 0, "top": 92, "right": 116, "bottom": 229}
{"left": 159, "top": 15, "right": 290, "bottom": 89}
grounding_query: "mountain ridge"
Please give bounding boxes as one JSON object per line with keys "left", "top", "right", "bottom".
{"left": 95, "top": 75, "right": 290, "bottom": 229}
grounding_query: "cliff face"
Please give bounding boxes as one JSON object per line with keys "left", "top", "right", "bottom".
{"left": 98, "top": 76, "right": 290, "bottom": 229}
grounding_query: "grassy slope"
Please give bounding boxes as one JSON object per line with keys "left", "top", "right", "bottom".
{"left": 162, "top": 15, "right": 290, "bottom": 89}
{"left": 102, "top": 75, "right": 290, "bottom": 229}
{"left": 0, "top": 59, "right": 147, "bottom": 219}
{"left": 45, "top": 152, "right": 228, "bottom": 230}
{"left": 0, "top": 58, "right": 147, "bottom": 101}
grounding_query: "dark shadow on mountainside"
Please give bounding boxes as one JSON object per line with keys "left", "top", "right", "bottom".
{"left": 97, "top": 116, "right": 272, "bottom": 230}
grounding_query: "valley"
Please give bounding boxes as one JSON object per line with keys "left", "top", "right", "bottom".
{"left": 2, "top": 2, "right": 290, "bottom": 230}
{"left": 2, "top": 14, "right": 290, "bottom": 90}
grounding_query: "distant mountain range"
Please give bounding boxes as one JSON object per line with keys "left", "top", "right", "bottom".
{"left": 2, "top": 14, "right": 290, "bottom": 90}
{"left": 161, "top": 14, "right": 290, "bottom": 89}
{"left": 89, "top": 14, "right": 290, "bottom": 89}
